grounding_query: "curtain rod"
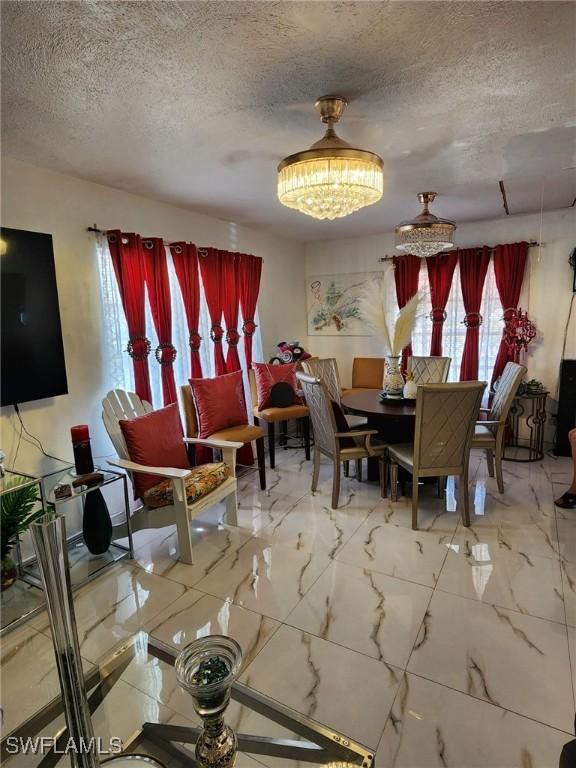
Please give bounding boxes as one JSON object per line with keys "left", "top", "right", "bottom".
{"left": 87, "top": 226, "right": 207, "bottom": 251}
{"left": 377, "top": 241, "right": 540, "bottom": 262}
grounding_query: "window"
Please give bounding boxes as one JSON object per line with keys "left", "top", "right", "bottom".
{"left": 96, "top": 237, "right": 263, "bottom": 406}
{"left": 411, "top": 259, "right": 502, "bottom": 383}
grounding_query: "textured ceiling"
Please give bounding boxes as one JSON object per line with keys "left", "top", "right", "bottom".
{"left": 2, "top": 1, "right": 575, "bottom": 241}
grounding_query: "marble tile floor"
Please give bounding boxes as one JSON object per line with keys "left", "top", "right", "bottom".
{"left": 2, "top": 446, "right": 576, "bottom": 767}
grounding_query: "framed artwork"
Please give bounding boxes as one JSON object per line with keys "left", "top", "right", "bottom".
{"left": 307, "top": 271, "right": 380, "bottom": 336}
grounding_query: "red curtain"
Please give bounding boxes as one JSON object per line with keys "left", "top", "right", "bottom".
{"left": 221, "top": 251, "right": 241, "bottom": 373}
{"left": 171, "top": 242, "right": 203, "bottom": 379}
{"left": 459, "top": 247, "right": 491, "bottom": 381}
{"left": 426, "top": 251, "right": 458, "bottom": 356}
{"left": 198, "top": 248, "right": 226, "bottom": 376}
{"left": 238, "top": 253, "right": 263, "bottom": 369}
{"left": 142, "top": 237, "right": 177, "bottom": 406}
{"left": 491, "top": 241, "right": 529, "bottom": 385}
{"left": 107, "top": 230, "right": 152, "bottom": 404}
{"left": 393, "top": 254, "right": 421, "bottom": 372}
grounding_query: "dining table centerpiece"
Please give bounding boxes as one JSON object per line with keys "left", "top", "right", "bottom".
{"left": 360, "top": 265, "right": 420, "bottom": 398}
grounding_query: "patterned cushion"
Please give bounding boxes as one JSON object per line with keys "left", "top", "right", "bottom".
{"left": 143, "top": 462, "right": 230, "bottom": 509}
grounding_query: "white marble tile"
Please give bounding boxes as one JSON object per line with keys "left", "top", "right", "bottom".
{"left": 557, "top": 518, "right": 576, "bottom": 564}
{"left": 287, "top": 560, "right": 432, "bottom": 669}
{"left": 240, "top": 624, "right": 401, "bottom": 749}
{"left": 568, "top": 626, "right": 576, "bottom": 700}
{"left": 132, "top": 523, "right": 253, "bottom": 587}
{"left": 31, "top": 564, "right": 186, "bottom": 662}
{"left": 407, "top": 590, "right": 574, "bottom": 732}
{"left": 0, "top": 624, "right": 93, "bottom": 735}
{"left": 437, "top": 527, "right": 565, "bottom": 623}
{"left": 260, "top": 494, "right": 368, "bottom": 557}
{"left": 368, "top": 489, "right": 460, "bottom": 534}
{"left": 460, "top": 507, "right": 559, "bottom": 560}
{"left": 238, "top": 488, "right": 307, "bottom": 529}
{"left": 561, "top": 557, "right": 576, "bottom": 627}
{"left": 376, "top": 672, "right": 572, "bottom": 768}
{"left": 195, "top": 536, "right": 331, "bottom": 621}
{"left": 336, "top": 518, "right": 451, "bottom": 588}
{"left": 145, "top": 589, "right": 280, "bottom": 668}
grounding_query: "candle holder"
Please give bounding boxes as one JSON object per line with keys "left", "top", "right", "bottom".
{"left": 175, "top": 636, "right": 243, "bottom": 768}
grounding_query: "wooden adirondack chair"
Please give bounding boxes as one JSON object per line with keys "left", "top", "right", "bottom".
{"left": 102, "top": 389, "right": 242, "bottom": 564}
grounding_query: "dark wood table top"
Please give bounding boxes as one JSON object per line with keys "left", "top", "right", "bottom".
{"left": 341, "top": 389, "right": 416, "bottom": 418}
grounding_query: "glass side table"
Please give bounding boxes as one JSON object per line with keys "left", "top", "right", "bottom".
{"left": 1, "top": 463, "right": 134, "bottom": 635}
{"left": 1, "top": 632, "right": 375, "bottom": 768}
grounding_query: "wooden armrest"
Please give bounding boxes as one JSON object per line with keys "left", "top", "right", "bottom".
{"left": 479, "top": 408, "right": 491, "bottom": 413}
{"left": 183, "top": 437, "right": 243, "bottom": 450}
{"left": 478, "top": 420, "right": 500, "bottom": 427}
{"left": 107, "top": 457, "right": 192, "bottom": 479}
{"left": 334, "top": 429, "right": 378, "bottom": 438}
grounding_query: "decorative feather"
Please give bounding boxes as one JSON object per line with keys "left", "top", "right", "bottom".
{"left": 360, "top": 266, "right": 420, "bottom": 356}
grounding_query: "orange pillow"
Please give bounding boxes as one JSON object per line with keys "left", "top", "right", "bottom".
{"left": 252, "top": 363, "right": 302, "bottom": 411}
{"left": 119, "top": 403, "right": 189, "bottom": 500}
{"left": 189, "top": 371, "right": 248, "bottom": 438}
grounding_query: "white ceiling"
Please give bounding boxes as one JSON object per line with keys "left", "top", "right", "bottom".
{"left": 2, "top": 1, "right": 575, "bottom": 241}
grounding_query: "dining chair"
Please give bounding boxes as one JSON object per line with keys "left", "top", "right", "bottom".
{"left": 296, "top": 372, "right": 387, "bottom": 508}
{"left": 388, "top": 381, "right": 486, "bottom": 529}
{"left": 180, "top": 383, "right": 266, "bottom": 490}
{"left": 347, "top": 357, "right": 385, "bottom": 392}
{"left": 302, "top": 357, "right": 367, "bottom": 428}
{"left": 471, "top": 361, "right": 526, "bottom": 493}
{"left": 102, "top": 389, "right": 241, "bottom": 563}
{"left": 248, "top": 369, "right": 310, "bottom": 469}
{"left": 407, "top": 356, "right": 451, "bottom": 384}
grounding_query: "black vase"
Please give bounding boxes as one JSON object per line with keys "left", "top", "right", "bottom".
{"left": 82, "top": 489, "right": 112, "bottom": 555}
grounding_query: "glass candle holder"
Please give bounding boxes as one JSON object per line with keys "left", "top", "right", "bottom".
{"left": 175, "top": 636, "right": 243, "bottom": 768}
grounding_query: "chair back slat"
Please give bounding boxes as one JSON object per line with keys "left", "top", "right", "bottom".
{"left": 408, "top": 356, "right": 451, "bottom": 384}
{"left": 302, "top": 358, "right": 342, "bottom": 404}
{"left": 489, "top": 362, "right": 526, "bottom": 425}
{"left": 413, "top": 382, "right": 485, "bottom": 472}
{"left": 297, "top": 372, "right": 337, "bottom": 455}
{"left": 101, "top": 389, "right": 153, "bottom": 462}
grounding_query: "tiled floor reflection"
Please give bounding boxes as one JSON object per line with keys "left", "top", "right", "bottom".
{"left": 2, "top": 446, "right": 575, "bottom": 766}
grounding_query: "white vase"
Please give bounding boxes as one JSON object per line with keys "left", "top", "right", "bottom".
{"left": 403, "top": 379, "right": 418, "bottom": 399}
{"left": 384, "top": 355, "right": 404, "bottom": 398}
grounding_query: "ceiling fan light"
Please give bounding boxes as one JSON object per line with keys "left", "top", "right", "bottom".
{"left": 395, "top": 192, "right": 456, "bottom": 258}
{"left": 277, "top": 97, "right": 384, "bottom": 221}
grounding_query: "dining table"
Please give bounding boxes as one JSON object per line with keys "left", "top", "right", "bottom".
{"left": 341, "top": 388, "right": 417, "bottom": 481}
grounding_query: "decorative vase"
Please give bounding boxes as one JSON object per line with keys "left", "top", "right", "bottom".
{"left": 384, "top": 355, "right": 404, "bottom": 398}
{"left": 175, "top": 636, "right": 243, "bottom": 768}
{"left": 403, "top": 378, "right": 418, "bottom": 400}
{"left": 1, "top": 555, "right": 17, "bottom": 591}
{"left": 82, "top": 489, "right": 112, "bottom": 555}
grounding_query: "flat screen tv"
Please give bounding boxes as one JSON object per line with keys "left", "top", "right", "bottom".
{"left": 1, "top": 227, "right": 68, "bottom": 406}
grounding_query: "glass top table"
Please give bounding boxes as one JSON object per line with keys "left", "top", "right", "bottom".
{"left": 0, "top": 632, "right": 374, "bottom": 768}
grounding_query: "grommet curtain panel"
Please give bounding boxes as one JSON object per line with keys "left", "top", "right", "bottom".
{"left": 392, "top": 254, "right": 421, "bottom": 373}
{"left": 143, "top": 237, "right": 178, "bottom": 406}
{"left": 221, "top": 251, "right": 242, "bottom": 374}
{"left": 426, "top": 251, "right": 459, "bottom": 356}
{"left": 459, "top": 246, "right": 491, "bottom": 381}
{"left": 491, "top": 241, "right": 529, "bottom": 386}
{"left": 107, "top": 230, "right": 153, "bottom": 404}
{"left": 239, "top": 253, "right": 263, "bottom": 369}
{"left": 171, "top": 242, "right": 203, "bottom": 379}
{"left": 199, "top": 248, "right": 227, "bottom": 376}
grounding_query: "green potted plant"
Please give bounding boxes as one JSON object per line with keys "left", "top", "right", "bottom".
{"left": 1, "top": 478, "right": 45, "bottom": 590}
{"left": 525, "top": 378, "right": 544, "bottom": 395}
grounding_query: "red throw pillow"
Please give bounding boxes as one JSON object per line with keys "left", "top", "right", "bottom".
{"left": 119, "top": 403, "right": 190, "bottom": 500}
{"left": 189, "top": 370, "right": 248, "bottom": 438}
{"left": 253, "top": 363, "right": 302, "bottom": 411}
{"left": 331, "top": 400, "right": 356, "bottom": 448}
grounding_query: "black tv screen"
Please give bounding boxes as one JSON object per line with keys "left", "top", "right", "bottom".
{"left": 1, "top": 227, "right": 68, "bottom": 406}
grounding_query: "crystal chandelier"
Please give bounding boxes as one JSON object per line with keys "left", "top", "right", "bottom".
{"left": 277, "top": 96, "right": 384, "bottom": 220}
{"left": 395, "top": 192, "right": 456, "bottom": 258}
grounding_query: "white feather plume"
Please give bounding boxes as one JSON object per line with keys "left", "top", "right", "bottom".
{"left": 360, "top": 265, "right": 420, "bottom": 356}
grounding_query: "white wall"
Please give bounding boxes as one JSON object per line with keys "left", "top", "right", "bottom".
{"left": 1, "top": 158, "right": 306, "bottom": 477}
{"left": 305, "top": 208, "right": 576, "bottom": 435}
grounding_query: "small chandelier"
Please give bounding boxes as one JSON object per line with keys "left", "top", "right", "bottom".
{"left": 395, "top": 192, "right": 456, "bottom": 258}
{"left": 277, "top": 96, "right": 384, "bottom": 220}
